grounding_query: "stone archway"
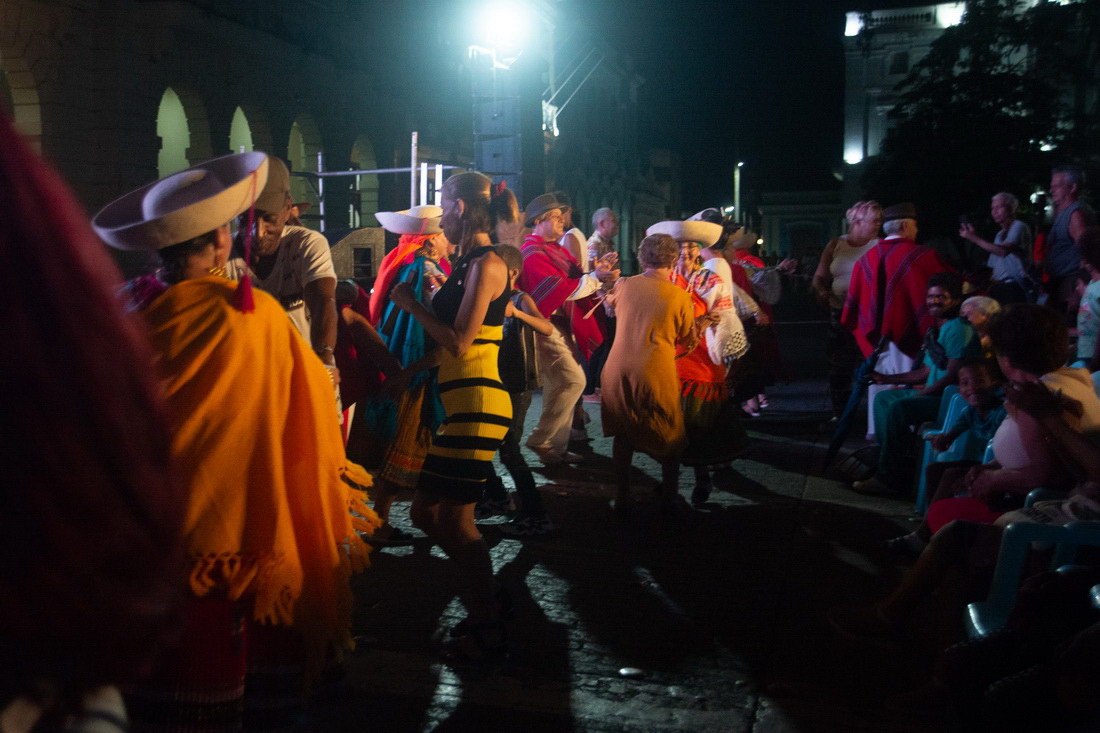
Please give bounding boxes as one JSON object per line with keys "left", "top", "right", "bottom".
{"left": 287, "top": 114, "right": 322, "bottom": 213}
{"left": 350, "top": 133, "right": 380, "bottom": 228}
{"left": 228, "top": 104, "right": 273, "bottom": 155}
{"left": 156, "top": 88, "right": 190, "bottom": 176}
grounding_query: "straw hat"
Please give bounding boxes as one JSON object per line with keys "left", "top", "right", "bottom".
{"left": 645, "top": 220, "right": 723, "bottom": 247}
{"left": 730, "top": 228, "right": 760, "bottom": 251}
{"left": 374, "top": 205, "right": 443, "bottom": 235}
{"left": 92, "top": 152, "right": 270, "bottom": 251}
{"left": 254, "top": 156, "right": 291, "bottom": 213}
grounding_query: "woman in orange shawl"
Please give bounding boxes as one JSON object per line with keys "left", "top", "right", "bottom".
{"left": 94, "top": 152, "right": 379, "bottom": 729}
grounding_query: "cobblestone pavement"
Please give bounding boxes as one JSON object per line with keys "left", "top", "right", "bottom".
{"left": 308, "top": 323, "right": 941, "bottom": 732}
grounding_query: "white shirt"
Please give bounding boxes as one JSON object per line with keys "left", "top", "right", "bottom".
{"left": 226, "top": 225, "right": 336, "bottom": 342}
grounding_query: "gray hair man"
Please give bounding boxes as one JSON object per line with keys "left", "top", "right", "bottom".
{"left": 959, "top": 192, "right": 1033, "bottom": 304}
{"left": 586, "top": 208, "right": 619, "bottom": 270}
{"left": 1045, "top": 166, "right": 1095, "bottom": 319}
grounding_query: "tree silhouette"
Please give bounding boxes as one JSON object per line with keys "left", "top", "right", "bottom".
{"left": 862, "top": 0, "right": 1100, "bottom": 246}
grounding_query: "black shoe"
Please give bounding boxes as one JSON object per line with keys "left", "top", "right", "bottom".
{"left": 690, "top": 485, "right": 712, "bottom": 507}
{"left": 371, "top": 526, "right": 416, "bottom": 546}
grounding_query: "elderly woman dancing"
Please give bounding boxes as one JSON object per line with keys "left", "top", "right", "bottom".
{"left": 649, "top": 218, "right": 750, "bottom": 506}
{"left": 601, "top": 234, "right": 698, "bottom": 513}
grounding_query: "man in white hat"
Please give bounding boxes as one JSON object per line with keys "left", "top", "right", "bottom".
{"left": 227, "top": 157, "right": 339, "bottom": 369}
{"left": 517, "top": 193, "right": 620, "bottom": 463}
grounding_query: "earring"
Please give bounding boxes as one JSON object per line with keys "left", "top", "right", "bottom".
{"left": 207, "top": 264, "right": 228, "bottom": 278}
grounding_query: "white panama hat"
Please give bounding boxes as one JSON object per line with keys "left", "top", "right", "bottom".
{"left": 92, "top": 152, "right": 270, "bottom": 251}
{"left": 645, "top": 220, "right": 723, "bottom": 247}
{"left": 374, "top": 205, "right": 443, "bottom": 235}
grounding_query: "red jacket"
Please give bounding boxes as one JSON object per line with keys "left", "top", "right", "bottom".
{"left": 841, "top": 237, "right": 950, "bottom": 358}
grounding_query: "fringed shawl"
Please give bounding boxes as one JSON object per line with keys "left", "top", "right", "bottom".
{"left": 144, "top": 277, "right": 381, "bottom": 678}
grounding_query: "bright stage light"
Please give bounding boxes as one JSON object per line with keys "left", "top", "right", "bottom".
{"left": 936, "top": 2, "right": 965, "bottom": 28}
{"left": 844, "top": 12, "right": 863, "bottom": 37}
{"left": 474, "top": 2, "right": 531, "bottom": 56}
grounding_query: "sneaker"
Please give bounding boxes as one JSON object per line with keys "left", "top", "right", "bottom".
{"left": 498, "top": 514, "right": 554, "bottom": 537}
{"left": 885, "top": 532, "right": 927, "bottom": 558}
{"left": 851, "top": 476, "right": 895, "bottom": 496}
{"left": 475, "top": 497, "right": 513, "bottom": 520}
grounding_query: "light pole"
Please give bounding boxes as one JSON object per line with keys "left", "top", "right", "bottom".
{"left": 734, "top": 161, "right": 744, "bottom": 224}
{"left": 468, "top": 2, "right": 533, "bottom": 201}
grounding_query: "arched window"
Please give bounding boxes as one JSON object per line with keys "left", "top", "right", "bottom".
{"left": 287, "top": 116, "right": 322, "bottom": 215}
{"left": 229, "top": 106, "right": 254, "bottom": 153}
{"left": 156, "top": 88, "right": 190, "bottom": 177}
{"left": 350, "top": 134, "right": 380, "bottom": 228}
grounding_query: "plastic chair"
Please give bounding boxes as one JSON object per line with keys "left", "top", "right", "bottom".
{"left": 910, "top": 385, "right": 981, "bottom": 510}
{"left": 966, "top": 520, "right": 1100, "bottom": 638}
{"left": 1024, "top": 487, "right": 1065, "bottom": 508}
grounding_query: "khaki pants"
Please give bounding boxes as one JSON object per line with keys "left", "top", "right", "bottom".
{"left": 527, "top": 326, "right": 586, "bottom": 455}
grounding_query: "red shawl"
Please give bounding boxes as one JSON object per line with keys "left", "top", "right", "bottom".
{"left": 517, "top": 234, "right": 584, "bottom": 318}
{"left": 368, "top": 235, "right": 453, "bottom": 324}
{"left": 841, "top": 237, "right": 949, "bottom": 358}
{"left": 569, "top": 294, "right": 606, "bottom": 361}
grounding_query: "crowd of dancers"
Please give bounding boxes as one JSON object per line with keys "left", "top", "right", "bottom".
{"left": 3, "top": 111, "right": 800, "bottom": 731}
{"left": 10, "top": 95, "right": 1100, "bottom": 729}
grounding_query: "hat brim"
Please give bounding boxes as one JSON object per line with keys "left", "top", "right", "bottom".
{"left": 92, "top": 153, "right": 270, "bottom": 251}
{"left": 645, "top": 220, "right": 722, "bottom": 247}
{"left": 374, "top": 211, "right": 442, "bottom": 235}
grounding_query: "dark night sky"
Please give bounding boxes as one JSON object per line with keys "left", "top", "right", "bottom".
{"left": 568, "top": 0, "right": 918, "bottom": 211}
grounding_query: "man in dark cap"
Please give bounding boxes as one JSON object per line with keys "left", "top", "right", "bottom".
{"left": 841, "top": 202, "right": 950, "bottom": 438}
{"left": 517, "top": 193, "right": 620, "bottom": 463}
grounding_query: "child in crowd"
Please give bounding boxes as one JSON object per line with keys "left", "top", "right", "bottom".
{"left": 1073, "top": 227, "right": 1100, "bottom": 372}
{"left": 478, "top": 245, "right": 558, "bottom": 536}
{"left": 887, "top": 359, "right": 1006, "bottom": 555}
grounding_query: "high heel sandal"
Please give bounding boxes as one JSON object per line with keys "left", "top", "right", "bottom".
{"left": 442, "top": 620, "right": 509, "bottom": 665}
{"left": 449, "top": 587, "right": 514, "bottom": 638}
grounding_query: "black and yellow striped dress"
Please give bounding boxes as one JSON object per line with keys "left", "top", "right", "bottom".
{"left": 416, "top": 246, "right": 513, "bottom": 503}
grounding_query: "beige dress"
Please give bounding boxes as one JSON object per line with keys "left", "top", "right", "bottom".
{"left": 600, "top": 274, "right": 695, "bottom": 459}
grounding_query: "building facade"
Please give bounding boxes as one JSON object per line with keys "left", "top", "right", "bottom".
{"left": 1, "top": 0, "right": 680, "bottom": 280}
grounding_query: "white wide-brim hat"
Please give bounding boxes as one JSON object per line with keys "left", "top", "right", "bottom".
{"left": 646, "top": 220, "right": 723, "bottom": 247}
{"left": 731, "top": 229, "right": 759, "bottom": 250}
{"left": 374, "top": 205, "right": 443, "bottom": 235}
{"left": 92, "top": 152, "right": 270, "bottom": 251}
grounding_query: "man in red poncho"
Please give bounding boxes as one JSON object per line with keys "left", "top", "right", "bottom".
{"left": 841, "top": 202, "right": 950, "bottom": 436}
{"left": 517, "top": 192, "right": 620, "bottom": 463}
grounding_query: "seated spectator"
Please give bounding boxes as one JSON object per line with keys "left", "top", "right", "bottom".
{"left": 828, "top": 315, "right": 1100, "bottom": 644}
{"left": 1073, "top": 227, "right": 1100, "bottom": 372}
{"left": 887, "top": 359, "right": 1006, "bottom": 555}
{"left": 921, "top": 304, "right": 1100, "bottom": 533}
{"left": 853, "top": 272, "right": 981, "bottom": 495}
{"left": 960, "top": 295, "right": 1001, "bottom": 357}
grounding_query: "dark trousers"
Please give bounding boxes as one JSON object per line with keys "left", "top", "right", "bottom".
{"left": 873, "top": 389, "right": 941, "bottom": 489}
{"left": 826, "top": 309, "right": 863, "bottom": 417}
{"left": 484, "top": 391, "right": 544, "bottom": 515}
